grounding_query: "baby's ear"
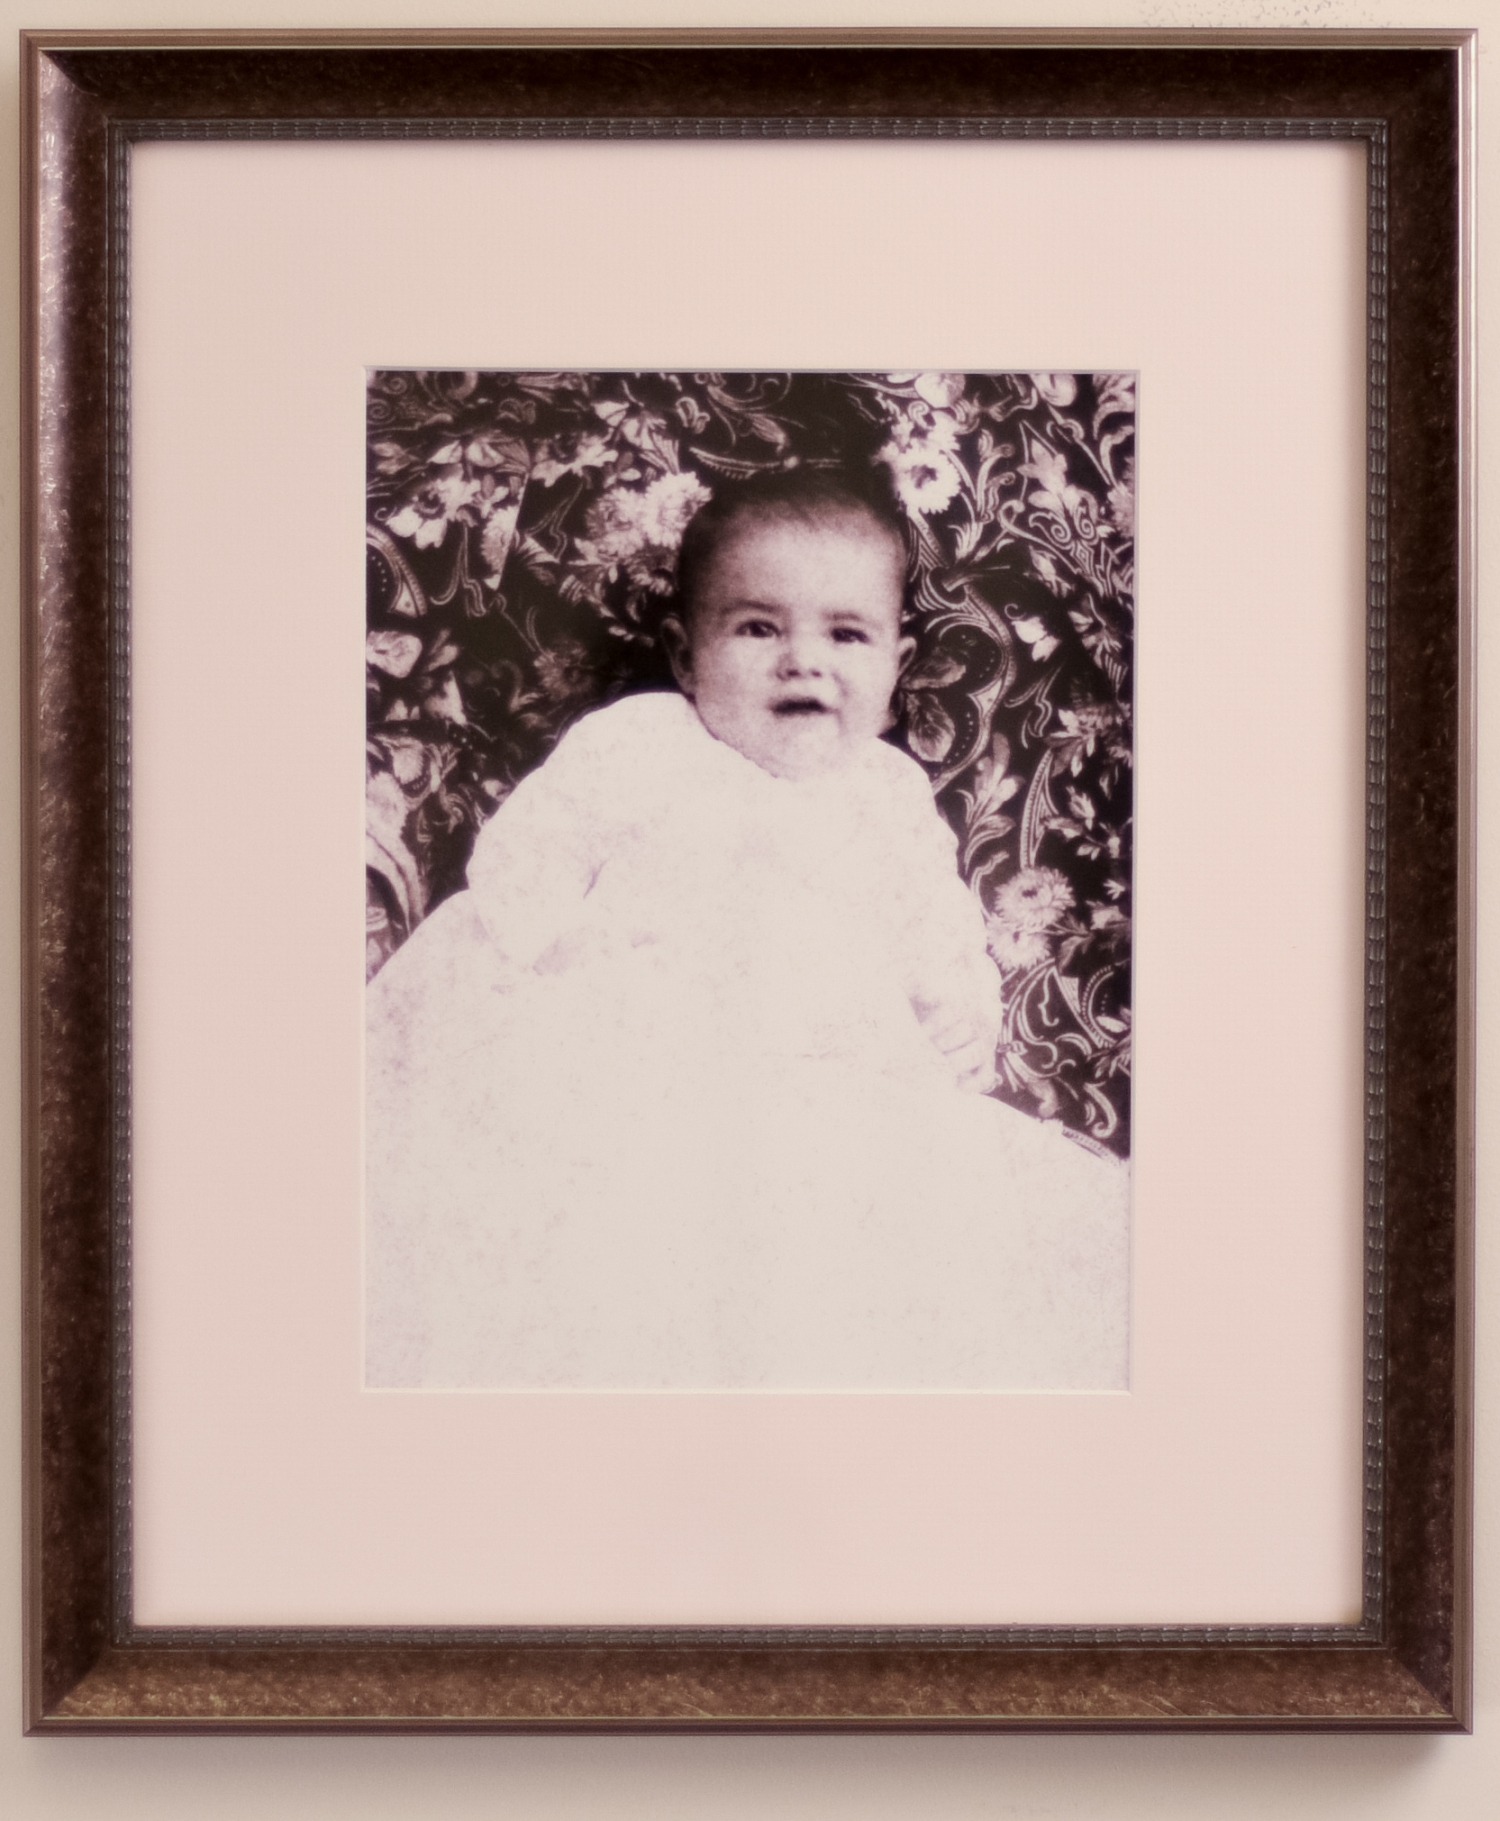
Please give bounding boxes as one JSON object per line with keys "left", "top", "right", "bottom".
{"left": 896, "top": 633, "right": 918, "bottom": 676}
{"left": 661, "top": 615, "right": 695, "bottom": 693}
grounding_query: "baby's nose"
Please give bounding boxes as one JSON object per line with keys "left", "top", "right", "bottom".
{"left": 778, "top": 637, "right": 824, "bottom": 677}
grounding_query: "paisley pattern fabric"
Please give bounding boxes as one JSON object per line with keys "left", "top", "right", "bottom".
{"left": 366, "top": 370, "right": 1135, "bottom": 1154}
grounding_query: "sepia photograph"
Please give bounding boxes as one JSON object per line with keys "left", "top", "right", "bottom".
{"left": 363, "top": 369, "right": 1135, "bottom": 1390}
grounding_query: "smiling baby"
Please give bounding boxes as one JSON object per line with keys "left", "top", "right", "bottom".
{"left": 365, "top": 467, "right": 1128, "bottom": 1390}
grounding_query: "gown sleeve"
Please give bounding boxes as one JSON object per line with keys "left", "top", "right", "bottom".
{"left": 462, "top": 702, "right": 626, "bottom": 974}
{"left": 365, "top": 695, "right": 659, "bottom": 1073}
{"left": 878, "top": 747, "right": 1003, "bottom": 1060}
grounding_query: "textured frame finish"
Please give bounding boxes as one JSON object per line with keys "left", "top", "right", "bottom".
{"left": 22, "top": 30, "right": 1472, "bottom": 1732}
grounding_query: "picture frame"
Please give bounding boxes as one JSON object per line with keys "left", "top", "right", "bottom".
{"left": 21, "top": 28, "right": 1473, "bottom": 1732}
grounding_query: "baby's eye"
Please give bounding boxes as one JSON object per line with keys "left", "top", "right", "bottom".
{"left": 830, "top": 626, "right": 871, "bottom": 644}
{"left": 735, "top": 619, "right": 778, "bottom": 639}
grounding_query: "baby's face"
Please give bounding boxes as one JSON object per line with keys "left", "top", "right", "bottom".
{"left": 665, "top": 510, "right": 914, "bottom": 781}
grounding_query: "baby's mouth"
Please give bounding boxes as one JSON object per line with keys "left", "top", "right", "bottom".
{"left": 772, "top": 697, "right": 832, "bottom": 717}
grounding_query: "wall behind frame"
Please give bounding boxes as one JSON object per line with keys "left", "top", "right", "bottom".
{"left": 1, "top": 0, "right": 1492, "bottom": 1816}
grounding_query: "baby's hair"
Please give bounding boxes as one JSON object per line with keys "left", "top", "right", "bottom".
{"left": 675, "top": 463, "right": 911, "bottom": 622}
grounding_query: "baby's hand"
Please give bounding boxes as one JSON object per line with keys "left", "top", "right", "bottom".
{"left": 915, "top": 1001, "right": 998, "bottom": 1094}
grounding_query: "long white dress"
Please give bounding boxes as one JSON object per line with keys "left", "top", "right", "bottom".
{"left": 365, "top": 692, "right": 1129, "bottom": 1390}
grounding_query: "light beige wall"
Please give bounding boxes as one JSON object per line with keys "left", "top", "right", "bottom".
{"left": 1, "top": 2, "right": 1491, "bottom": 1816}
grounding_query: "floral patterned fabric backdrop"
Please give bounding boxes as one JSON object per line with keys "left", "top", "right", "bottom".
{"left": 367, "top": 371, "right": 1135, "bottom": 1155}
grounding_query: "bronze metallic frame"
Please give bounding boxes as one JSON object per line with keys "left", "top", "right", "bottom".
{"left": 21, "top": 29, "right": 1474, "bottom": 1732}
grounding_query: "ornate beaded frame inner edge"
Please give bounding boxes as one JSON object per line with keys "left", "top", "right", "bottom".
{"left": 23, "top": 38, "right": 1471, "bottom": 1732}
{"left": 108, "top": 113, "right": 1391, "bottom": 1653}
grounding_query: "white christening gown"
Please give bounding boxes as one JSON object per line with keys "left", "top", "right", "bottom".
{"left": 365, "top": 692, "right": 1129, "bottom": 1390}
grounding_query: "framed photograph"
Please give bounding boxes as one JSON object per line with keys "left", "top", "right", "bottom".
{"left": 22, "top": 29, "right": 1473, "bottom": 1731}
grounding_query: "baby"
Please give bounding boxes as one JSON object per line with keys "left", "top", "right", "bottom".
{"left": 365, "top": 468, "right": 1127, "bottom": 1391}
{"left": 657, "top": 468, "right": 1000, "bottom": 1091}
